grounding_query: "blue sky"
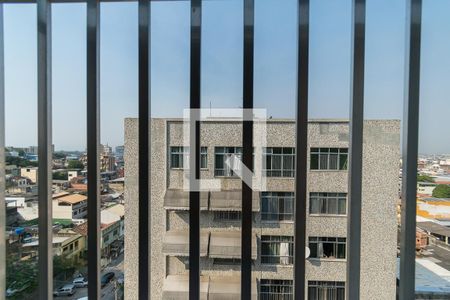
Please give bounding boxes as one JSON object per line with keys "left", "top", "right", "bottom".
{"left": 3, "top": 0, "right": 450, "bottom": 153}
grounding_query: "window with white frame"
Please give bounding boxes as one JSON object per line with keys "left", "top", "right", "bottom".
{"left": 263, "top": 147, "right": 295, "bottom": 177}
{"left": 214, "top": 147, "right": 242, "bottom": 176}
{"left": 309, "top": 193, "right": 347, "bottom": 215}
{"left": 310, "top": 148, "right": 348, "bottom": 170}
{"left": 261, "top": 235, "right": 294, "bottom": 265}
{"left": 169, "top": 146, "right": 207, "bottom": 169}
{"left": 261, "top": 192, "right": 294, "bottom": 222}
{"left": 308, "top": 281, "right": 345, "bottom": 300}
{"left": 260, "top": 279, "right": 293, "bottom": 300}
{"left": 308, "top": 237, "right": 346, "bottom": 260}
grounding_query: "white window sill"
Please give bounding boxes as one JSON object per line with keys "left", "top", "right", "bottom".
{"left": 308, "top": 258, "right": 346, "bottom": 262}
{"left": 309, "top": 169, "right": 348, "bottom": 172}
{"left": 309, "top": 214, "right": 347, "bottom": 218}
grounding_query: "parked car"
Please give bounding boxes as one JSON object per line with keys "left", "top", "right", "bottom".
{"left": 101, "top": 272, "right": 115, "bottom": 287}
{"left": 6, "top": 281, "right": 31, "bottom": 297}
{"left": 53, "top": 284, "right": 75, "bottom": 297}
{"left": 72, "top": 277, "right": 88, "bottom": 288}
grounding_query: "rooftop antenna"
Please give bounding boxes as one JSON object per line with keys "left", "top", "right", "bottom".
{"left": 210, "top": 101, "right": 212, "bottom": 117}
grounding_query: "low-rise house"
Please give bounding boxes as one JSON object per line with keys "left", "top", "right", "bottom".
{"left": 53, "top": 194, "right": 88, "bottom": 220}
{"left": 103, "top": 204, "right": 125, "bottom": 237}
{"left": 21, "top": 167, "right": 38, "bottom": 183}
{"left": 417, "top": 182, "right": 437, "bottom": 197}
{"left": 73, "top": 219, "right": 122, "bottom": 265}
{"left": 417, "top": 221, "right": 450, "bottom": 245}
{"left": 22, "top": 233, "right": 84, "bottom": 261}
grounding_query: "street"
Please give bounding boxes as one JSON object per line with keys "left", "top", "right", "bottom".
{"left": 54, "top": 254, "right": 124, "bottom": 300}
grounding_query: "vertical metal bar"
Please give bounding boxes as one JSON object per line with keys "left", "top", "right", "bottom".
{"left": 37, "top": 0, "right": 53, "bottom": 299}
{"left": 294, "top": 1, "right": 309, "bottom": 299}
{"left": 138, "top": 0, "right": 151, "bottom": 299}
{"left": 242, "top": 0, "right": 254, "bottom": 298}
{"left": 399, "top": 1, "right": 422, "bottom": 299}
{"left": 87, "top": 0, "right": 101, "bottom": 299}
{"left": 346, "top": 0, "right": 365, "bottom": 299}
{"left": 0, "top": 4, "right": 5, "bottom": 299}
{"left": 189, "top": 0, "right": 201, "bottom": 299}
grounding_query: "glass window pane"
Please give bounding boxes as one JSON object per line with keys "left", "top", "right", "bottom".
{"left": 319, "top": 153, "right": 328, "bottom": 170}
{"left": 339, "top": 153, "right": 348, "bottom": 170}
{"left": 201, "top": 153, "right": 207, "bottom": 169}
{"left": 310, "top": 153, "right": 319, "bottom": 169}
{"left": 327, "top": 198, "right": 337, "bottom": 214}
{"left": 272, "top": 155, "right": 282, "bottom": 170}
{"left": 309, "top": 242, "right": 317, "bottom": 258}
{"left": 337, "top": 243, "right": 346, "bottom": 259}
{"left": 310, "top": 197, "right": 319, "bottom": 214}
{"left": 320, "top": 197, "right": 327, "bottom": 214}
{"left": 329, "top": 153, "right": 338, "bottom": 170}
{"left": 338, "top": 198, "right": 346, "bottom": 214}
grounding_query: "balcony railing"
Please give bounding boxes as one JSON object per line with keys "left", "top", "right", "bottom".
{"left": 0, "top": 0, "right": 421, "bottom": 299}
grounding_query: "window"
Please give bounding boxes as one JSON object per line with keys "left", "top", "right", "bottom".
{"left": 310, "top": 148, "right": 348, "bottom": 170}
{"left": 75, "top": 241, "right": 79, "bottom": 250}
{"left": 261, "top": 235, "right": 294, "bottom": 265}
{"left": 261, "top": 192, "right": 294, "bottom": 222}
{"left": 213, "top": 211, "right": 242, "bottom": 222}
{"left": 308, "top": 281, "right": 345, "bottom": 300}
{"left": 263, "top": 147, "right": 295, "bottom": 177}
{"left": 213, "top": 258, "right": 241, "bottom": 265}
{"left": 214, "top": 147, "right": 242, "bottom": 176}
{"left": 309, "top": 193, "right": 347, "bottom": 215}
{"left": 309, "top": 237, "right": 346, "bottom": 259}
{"left": 170, "top": 146, "right": 207, "bottom": 169}
{"left": 260, "top": 279, "right": 293, "bottom": 300}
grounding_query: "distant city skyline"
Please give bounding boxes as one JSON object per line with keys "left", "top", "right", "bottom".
{"left": 4, "top": 0, "right": 450, "bottom": 152}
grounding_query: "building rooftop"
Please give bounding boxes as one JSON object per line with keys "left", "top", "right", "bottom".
{"left": 56, "top": 194, "right": 87, "bottom": 205}
{"left": 104, "top": 204, "right": 125, "bottom": 218}
{"left": 22, "top": 236, "right": 73, "bottom": 247}
{"left": 420, "top": 197, "right": 450, "bottom": 203}
{"left": 73, "top": 221, "right": 110, "bottom": 236}
{"left": 397, "top": 258, "right": 450, "bottom": 296}
{"left": 417, "top": 221, "right": 450, "bottom": 238}
{"left": 416, "top": 259, "right": 450, "bottom": 295}
{"left": 52, "top": 191, "right": 70, "bottom": 199}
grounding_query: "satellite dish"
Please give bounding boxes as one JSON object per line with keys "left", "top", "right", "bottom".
{"left": 305, "top": 246, "right": 310, "bottom": 259}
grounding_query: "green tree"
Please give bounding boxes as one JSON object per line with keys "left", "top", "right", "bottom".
{"left": 418, "top": 174, "right": 435, "bottom": 183}
{"left": 53, "top": 171, "right": 67, "bottom": 180}
{"left": 53, "top": 152, "right": 66, "bottom": 159}
{"left": 53, "top": 255, "right": 78, "bottom": 280}
{"left": 432, "top": 184, "right": 450, "bottom": 198}
{"left": 68, "top": 160, "right": 84, "bottom": 170}
{"left": 6, "top": 256, "right": 38, "bottom": 298}
{"left": 5, "top": 156, "right": 37, "bottom": 168}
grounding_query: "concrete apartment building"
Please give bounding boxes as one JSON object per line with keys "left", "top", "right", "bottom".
{"left": 124, "top": 118, "right": 400, "bottom": 299}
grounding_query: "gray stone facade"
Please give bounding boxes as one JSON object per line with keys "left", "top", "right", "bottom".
{"left": 124, "top": 119, "right": 400, "bottom": 299}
